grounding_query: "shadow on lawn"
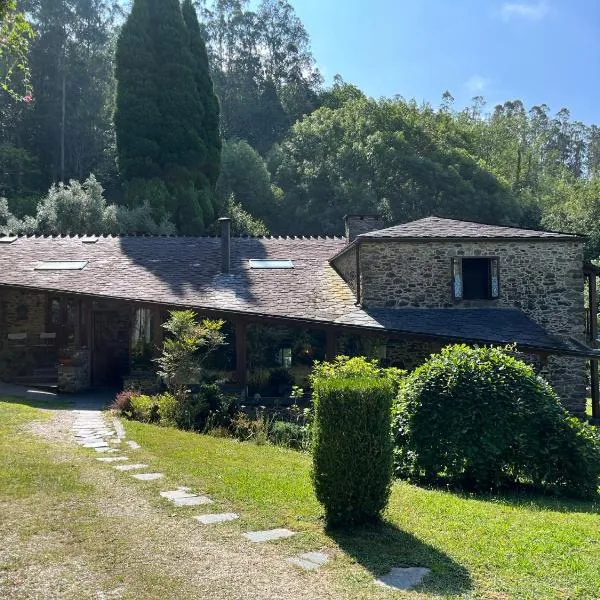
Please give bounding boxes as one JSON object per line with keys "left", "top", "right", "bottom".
{"left": 327, "top": 520, "right": 472, "bottom": 596}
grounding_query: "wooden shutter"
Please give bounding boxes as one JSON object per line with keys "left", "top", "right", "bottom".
{"left": 452, "top": 258, "right": 463, "bottom": 300}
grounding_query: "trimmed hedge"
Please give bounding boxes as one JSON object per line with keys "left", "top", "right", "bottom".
{"left": 312, "top": 374, "right": 394, "bottom": 525}
{"left": 394, "top": 344, "right": 600, "bottom": 498}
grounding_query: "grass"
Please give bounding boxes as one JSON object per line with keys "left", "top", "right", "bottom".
{"left": 125, "top": 419, "right": 600, "bottom": 599}
{"left": 1, "top": 396, "right": 599, "bottom": 599}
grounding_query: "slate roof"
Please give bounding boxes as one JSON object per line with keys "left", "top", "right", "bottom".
{"left": 334, "top": 308, "right": 600, "bottom": 357}
{"left": 359, "top": 216, "right": 581, "bottom": 241}
{"left": 0, "top": 234, "right": 595, "bottom": 358}
{"left": 0, "top": 235, "right": 355, "bottom": 323}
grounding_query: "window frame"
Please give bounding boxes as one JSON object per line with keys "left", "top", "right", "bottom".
{"left": 451, "top": 256, "right": 500, "bottom": 302}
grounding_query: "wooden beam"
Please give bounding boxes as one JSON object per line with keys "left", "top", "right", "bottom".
{"left": 326, "top": 328, "right": 337, "bottom": 361}
{"left": 152, "top": 306, "right": 163, "bottom": 356}
{"left": 591, "top": 360, "right": 600, "bottom": 420}
{"left": 235, "top": 319, "right": 247, "bottom": 389}
{"left": 589, "top": 273, "right": 598, "bottom": 342}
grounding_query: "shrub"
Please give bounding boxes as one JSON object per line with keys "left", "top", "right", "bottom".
{"left": 311, "top": 355, "right": 405, "bottom": 392}
{"left": 155, "top": 310, "right": 225, "bottom": 399}
{"left": 311, "top": 374, "right": 394, "bottom": 526}
{"left": 111, "top": 390, "right": 136, "bottom": 414}
{"left": 129, "top": 394, "right": 159, "bottom": 423}
{"left": 155, "top": 392, "right": 177, "bottom": 426}
{"left": 172, "top": 384, "right": 237, "bottom": 432}
{"left": 268, "top": 420, "right": 310, "bottom": 450}
{"left": 394, "top": 344, "right": 600, "bottom": 498}
{"left": 231, "top": 410, "right": 272, "bottom": 445}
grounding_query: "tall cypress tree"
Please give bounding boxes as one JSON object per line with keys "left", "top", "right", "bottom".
{"left": 182, "top": 0, "right": 221, "bottom": 219}
{"left": 115, "top": 0, "right": 220, "bottom": 234}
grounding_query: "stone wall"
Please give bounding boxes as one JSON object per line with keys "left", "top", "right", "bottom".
{"left": 386, "top": 338, "right": 442, "bottom": 371}
{"left": 331, "top": 246, "right": 358, "bottom": 295}
{"left": 358, "top": 239, "right": 587, "bottom": 414}
{"left": 58, "top": 348, "right": 90, "bottom": 393}
{"left": 344, "top": 215, "right": 385, "bottom": 242}
{"left": 0, "top": 288, "right": 47, "bottom": 338}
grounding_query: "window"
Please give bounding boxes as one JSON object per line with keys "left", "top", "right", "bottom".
{"left": 452, "top": 257, "right": 499, "bottom": 300}
{"left": 249, "top": 259, "right": 293, "bottom": 269}
{"left": 35, "top": 260, "right": 88, "bottom": 271}
{"left": 278, "top": 347, "right": 292, "bottom": 367}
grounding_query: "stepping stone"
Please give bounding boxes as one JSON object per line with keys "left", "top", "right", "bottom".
{"left": 131, "top": 473, "right": 163, "bottom": 481}
{"left": 83, "top": 441, "right": 108, "bottom": 448}
{"left": 96, "top": 456, "right": 129, "bottom": 463}
{"left": 113, "top": 463, "right": 148, "bottom": 472}
{"left": 160, "top": 488, "right": 213, "bottom": 506}
{"left": 126, "top": 441, "right": 141, "bottom": 450}
{"left": 113, "top": 418, "right": 126, "bottom": 440}
{"left": 172, "top": 495, "right": 213, "bottom": 506}
{"left": 374, "top": 567, "right": 431, "bottom": 591}
{"left": 243, "top": 528, "right": 295, "bottom": 543}
{"left": 95, "top": 447, "right": 118, "bottom": 453}
{"left": 159, "top": 488, "right": 193, "bottom": 500}
{"left": 194, "top": 513, "right": 239, "bottom": 525}
{"left": 287, "top": 552, "right": 329, "bottom": 571}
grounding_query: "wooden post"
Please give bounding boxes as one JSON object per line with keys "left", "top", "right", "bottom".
{"left": 589, "top": 273, "right": 600, "bottom": 420}
{"left": 82, "top": 298, "right": 93, "bottom": 387}
{"left": 235, "top": 320, "right": 247, "bottom": 389}
{"left": 326, "top": 328, "right": 337, "bottom": 361}
{"left": 152, "top": 306, "right": 163, "bottom": 356}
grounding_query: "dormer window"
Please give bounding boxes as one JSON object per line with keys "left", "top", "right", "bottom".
{"left": 452, "top": 257, "right": 499, "bottom": 300}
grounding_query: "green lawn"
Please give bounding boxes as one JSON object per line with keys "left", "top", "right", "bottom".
{"left": 1, "top": 397, "right": 599, "bottom": 599}
{"left": 125, "top": 419, "right": 600, "bottom": 599}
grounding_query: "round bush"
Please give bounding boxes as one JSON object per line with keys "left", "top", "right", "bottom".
{"left": 394, "top": 344, "right": 600, "bottom": 498}
{"left": 312, "top": 374, "right": 394, "bottom": 526}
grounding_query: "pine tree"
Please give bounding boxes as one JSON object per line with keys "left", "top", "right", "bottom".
{"left": 115, "top": 0, "right": 221, "bottom": 233}
{"left": 182, "top": 0, "right": 221, "bottom": 212}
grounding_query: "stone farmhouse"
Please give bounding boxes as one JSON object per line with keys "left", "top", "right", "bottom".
{"left": 0, "top": 215, "right": 598, "bottom": 418}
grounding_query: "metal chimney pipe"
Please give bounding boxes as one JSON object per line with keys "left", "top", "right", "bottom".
{"left": 219, "top": 217, "right": 231, "bottom": 273}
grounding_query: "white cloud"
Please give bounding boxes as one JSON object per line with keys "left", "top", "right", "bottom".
{"left": 465, "top": 75, "right": 491, "bottom": 95}
{"left": 499, "top": 1, "right": 549, "bottom": 21}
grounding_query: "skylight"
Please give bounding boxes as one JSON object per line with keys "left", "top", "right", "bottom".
{"left": 249, "top": 259, "right": 294, "bottom": 269}
{"left": 35, "top": 261, "right": 88, "bottom": 271}
{"left": 0, "top": 236, "right": 17, "bottom": 244}
{"left": 81, "top": 236, "right": 98, "bottom": 244}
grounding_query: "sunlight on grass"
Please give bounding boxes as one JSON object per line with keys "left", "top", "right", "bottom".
{"left": 125, "top": 419, "right": 600, "bottom": 599}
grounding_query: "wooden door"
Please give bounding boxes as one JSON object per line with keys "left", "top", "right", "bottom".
{"left": 92, "top": 311, "right": 129, "bottom": 385}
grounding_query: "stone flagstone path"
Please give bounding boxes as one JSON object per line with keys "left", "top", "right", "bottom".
{"left": 113, "top": 463, "right": 148, "bottom": 472}
{"left": 132, "top": 472, "right": 164, "bottom": 481}
{"left": 160, "top": 488, "right": 214, "bottom": 506}
{"left": 374, "top": 567, "right": 431, "bottom": 590}
{"left": 287, "top": 552, "right": 329, "bottom": 571}
{"left": 243, "top": 529, "right": 295, "bottom": 543}
{"left": 194, "top": 513, "right": 239, "bottom": 525}
{"left": 71, "top": 408, "right": 430, "bottom": 589}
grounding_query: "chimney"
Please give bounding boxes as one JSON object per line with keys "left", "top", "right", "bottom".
{"left": 219, "top": 217, "right": 231, "bottom": 273}
{"left": 344, "top": 214, "right": 384, "bottom": 243}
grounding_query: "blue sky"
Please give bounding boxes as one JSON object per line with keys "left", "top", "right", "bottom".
{"left": 288, "top": 0, "right": 599, "bottom": 124}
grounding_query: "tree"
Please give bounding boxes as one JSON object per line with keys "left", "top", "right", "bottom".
{"left": 0, "top": 173, "right": 176, "bottom": 235}
{"left": 224, "top": 194, "right": 268, "bottom": 236}
{"left": 199, "top": 0, "right": 321, "bottom": 153}
{"left": 182, "top": 0, "right": 221, "bottom": 191}
{"left": 216, "top": 139, "right": 277, "bottom": 224}
{"left": 0, "top": 0, "right": 35, "bottom": 101}
{"left": 7, "top": 0, "right": 119, "bottom": 189}
{"left": 116, "top": 0, "right": 221, "bottom": 233}
{"left": 272, "top": 97, "right": 521, "bottom": 235}
{"left": 155, "top": 310, "right": 225, "bottom": 400}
